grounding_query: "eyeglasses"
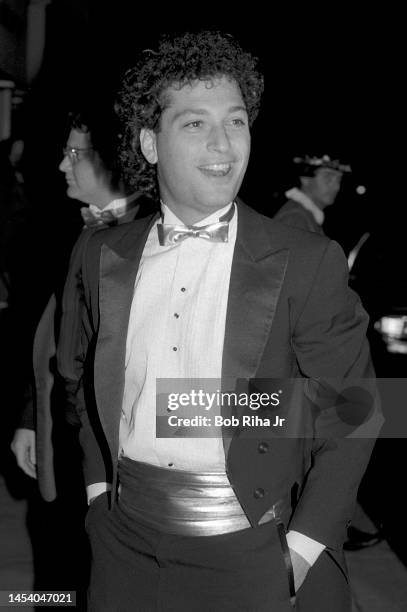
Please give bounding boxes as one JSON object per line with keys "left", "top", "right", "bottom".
{"left": 63, "top": 146, "right": 93, "bottom": 163}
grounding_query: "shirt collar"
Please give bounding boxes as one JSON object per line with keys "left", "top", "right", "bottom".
{"left": 284, "top": 187, "right": 325, "bottom": 225}
{"left": 88, "top": 192, "right": 139, "bottom": 218}
{"left": 160, "top": 202, "right": 234, "bottom": 227}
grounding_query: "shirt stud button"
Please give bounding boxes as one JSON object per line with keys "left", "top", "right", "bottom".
{"left": 253, "top": 487, "right": 265, "bottom": 499}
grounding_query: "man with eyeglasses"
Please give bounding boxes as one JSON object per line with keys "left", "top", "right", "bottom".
{"left": 11, "top": 107, "right": 147, "bottom": 490}
{"left": 59, "top": 113, "right": 142, "bottom": 227}
{"left": 9, "top": 106, "right": 152, "bottom": 602}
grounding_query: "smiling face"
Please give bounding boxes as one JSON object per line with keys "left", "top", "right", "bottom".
{"left": 140, "top": 76, "right": 251, "bottom": 224}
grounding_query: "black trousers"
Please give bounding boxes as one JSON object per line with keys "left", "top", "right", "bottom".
{"left": 86, "top": 493, "right": 350, "bottom": 612}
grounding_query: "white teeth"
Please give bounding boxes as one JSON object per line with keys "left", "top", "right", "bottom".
{"left": 199, "top": 163, "right": 232, "bottom": 177}
{"left": 204, "top": 164, "right": 230, "bottom": 171}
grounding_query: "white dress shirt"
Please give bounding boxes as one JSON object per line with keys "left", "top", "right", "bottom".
{"left": 119, "top": 202, "right": 235, "bottom": 468}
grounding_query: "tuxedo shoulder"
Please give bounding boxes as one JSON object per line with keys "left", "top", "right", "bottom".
{"left": 274, "top": 199, "right": 301, "bottom": 214}
{"left": 247, "top": 210, "right": 350, "bottom": 281}
{"left": 257, "top": 209, "right": 330, "bottom": 250}
{"left": 85, "top": 213, "right": 156, "bottom": 252}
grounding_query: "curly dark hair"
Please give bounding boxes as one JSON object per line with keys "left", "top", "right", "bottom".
{"left": 115, "top": 30, "right": 264, "bottom": 199}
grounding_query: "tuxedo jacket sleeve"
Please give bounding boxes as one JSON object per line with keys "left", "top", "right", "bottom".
{"left": 16, "top": 295, "right": 58, "bottom": 501}
{"left": 287, "top": 240, "right": 378, "bottom": 548}
{"left": 56, "top": 227, "right": 100, "bottom": 429}
{"left": 222, "top": 207, "right": 380, "bottom": 555}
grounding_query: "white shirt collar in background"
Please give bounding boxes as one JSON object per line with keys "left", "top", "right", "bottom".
{"left": 88, "top": 192, "right": 139, "bottom": 218}
{"left": 285, "top": 187, "right": 324, "bottom": 225}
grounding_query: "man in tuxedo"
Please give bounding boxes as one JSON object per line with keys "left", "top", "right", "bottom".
{"left": 274, "top": 154, "right": 351, "bottom": 234}
{"left": 11, "top": 108, "right": 145, "bottom": 500}
{"left": 9, "top": 107, "right": 149, "bottom": 605}
{"left": 73, "top": 32, "right": 379, "bottom": 611}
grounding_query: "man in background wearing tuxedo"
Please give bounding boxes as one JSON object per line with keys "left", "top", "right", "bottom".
{"left": 10, "top": 106, "right": 147, "bottom": 603}
{"left": 11, "top": 107, "right": 144, "bottom": 494}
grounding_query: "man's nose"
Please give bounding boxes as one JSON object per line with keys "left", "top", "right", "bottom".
{"left": 59, "top": 154, "right": 71, "bottom": 172}
{"left": 207, "top": 125, "right": 230, "bottom": 153}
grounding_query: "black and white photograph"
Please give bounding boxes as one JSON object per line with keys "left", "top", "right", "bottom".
{"left": 0, "top": 2, "right": 405, "bottom": 610}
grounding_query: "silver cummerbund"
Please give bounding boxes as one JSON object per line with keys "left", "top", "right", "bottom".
{"left": 118, "top": 457, "right": 253, "bottom": 536}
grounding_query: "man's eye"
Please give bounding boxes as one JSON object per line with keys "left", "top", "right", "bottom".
{"left": 185, "top": 120, "right": 203, "bottom": 128}
{"left": 230, "top": 118, "right": 246, "bottom": 127}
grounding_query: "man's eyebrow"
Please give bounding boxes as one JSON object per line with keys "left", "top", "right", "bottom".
{"left": 227, "top": 105, "right": 248, "bottom": 115}
{"left": 170, "top": 105, "right": 248, "bottom": 123}
{"left": 171, "top": 108, "right": 208, "bottom": 122}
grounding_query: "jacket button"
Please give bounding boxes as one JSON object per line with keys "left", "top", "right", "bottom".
{"left": 253, "top": 487, "right": 265, "bottom": 499}
{"left": 258, "top": 442, "right": 269, "bottom": 454}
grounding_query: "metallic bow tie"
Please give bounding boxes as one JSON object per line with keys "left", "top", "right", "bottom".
{"left": 157, "top": 205, "right": 235, "bottom": 246}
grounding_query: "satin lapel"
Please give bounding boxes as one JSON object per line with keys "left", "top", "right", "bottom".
{"left": 222, "top": 204, "right": 289, "bottom": 456}
{"left": 94, "top": 214, "right": 158, "bottom": 461}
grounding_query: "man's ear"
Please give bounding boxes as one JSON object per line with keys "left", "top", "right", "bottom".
{"left": 140, "top": 128, "right": 158, "bottom": 164}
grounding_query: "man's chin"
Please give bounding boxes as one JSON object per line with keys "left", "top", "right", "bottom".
{"left": 324, "top": 194, "right": 338, "bottom": 207}
{"left": 67, "top": 186, "right": 80, "bottom": 200}
{"left": 204, "top": 188, "right": 239, "bottom": 210}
